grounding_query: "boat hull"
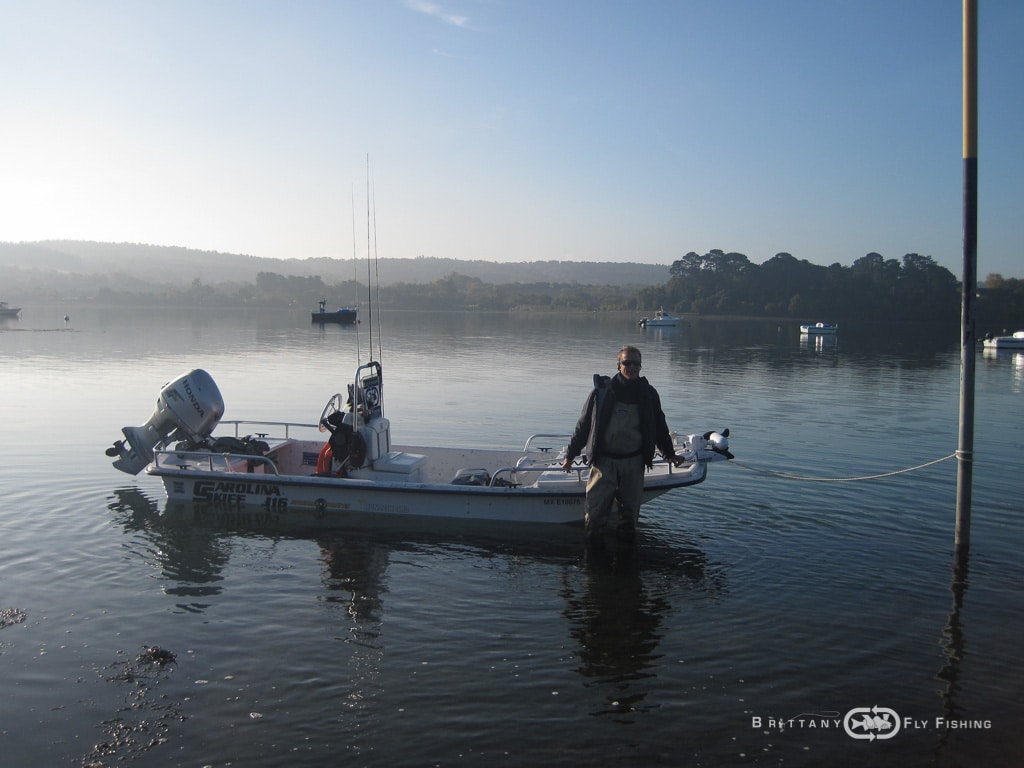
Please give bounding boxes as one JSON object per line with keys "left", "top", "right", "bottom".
{"left": 982, "top": 332, "right": 1024, "bottom": 349}
{"left": 148, "top": 442, "right": 708, "bottom": 526}
{"left": 799, "top": 323, "right": 837, "bottom": 335}
{"left": 312, "top": 309, "right": 357, "bottom": 324}
{"left": 639, "top": 308, "right": 679, "bottom": 327}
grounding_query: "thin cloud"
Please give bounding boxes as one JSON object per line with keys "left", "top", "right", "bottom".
{"left": 404, "top": 0, "right": 470, "bottom": 28}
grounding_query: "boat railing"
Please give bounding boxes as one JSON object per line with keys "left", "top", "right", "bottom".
{"left": 507, "top": 433, "right": 685, "bottom": 484}
{"left": 483, "top": 436, "right": 569, "bottom": 486}
{"left": 491, "top": 462, "right": 583, "bottom": 487}
{"left": 154, "top": 449, "right": 282, "bottom": 475}
{"left": 521, "top": 433, "right": 571, "bottom": 454}
{"left": 492, "top": 450, "right": 684, "bottom": 488}
{"left": 217, "top": 420, "right": 321, "bottom": 438}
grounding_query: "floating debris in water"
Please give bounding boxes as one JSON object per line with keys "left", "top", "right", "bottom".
{"left": 81, "top": 646, "right": 185, "bottom": 767}
{"left": 0, "top": 607, "right": 28, "bottom": 629}
{"left": 137, "top": 646, "right": 177, "bottom": 666}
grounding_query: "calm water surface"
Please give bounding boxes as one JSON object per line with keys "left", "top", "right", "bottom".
{"left": 1, "top": 307, "right": 1021, "bottom": 767}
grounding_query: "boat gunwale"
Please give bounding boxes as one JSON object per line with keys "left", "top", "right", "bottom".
{"left": 147, "top": 438, "right": 708, "bottom": 496}
{"left": 147, "top": 456, "right": 707, "bottom": 495}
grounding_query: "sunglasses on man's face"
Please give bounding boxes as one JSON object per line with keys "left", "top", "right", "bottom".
{"left": 619, "top": 360, "right": 641, "bottom": 367}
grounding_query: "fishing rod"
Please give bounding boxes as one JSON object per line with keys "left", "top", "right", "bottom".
{"left": 368, "top": 159, "right": 384, "bottom": 367}
{"left": 351, "top": 184, "right": 362, "bottom": 365}
{"left": 365, "top": 154, "right": 374, "bottom": 364}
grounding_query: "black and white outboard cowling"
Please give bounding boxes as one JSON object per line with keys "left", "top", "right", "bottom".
{"left": 107, "top": 369, "right": 224, "bottom": 475}
{"left": 678, "top": 429, "right": 734, "bottom": 462}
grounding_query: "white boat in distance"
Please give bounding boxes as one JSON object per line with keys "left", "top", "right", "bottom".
{"left": 982, "top": 330, "right": 1024, "bottom": 350}
{"left": 107, "top": 363, "right": 733, "bottom": 527}
{"left": 639, "top": 308, "right": 679, "bottom": 327}
{"left": 799, "top": 322, "right": 838, "bottom": 335}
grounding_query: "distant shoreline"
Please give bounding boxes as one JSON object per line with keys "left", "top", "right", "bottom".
{"left": 3, "top": 303, "right": 964, "bottom": 327}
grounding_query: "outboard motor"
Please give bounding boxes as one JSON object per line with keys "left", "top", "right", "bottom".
{"left": 679, "top": 429, "right": 734, "bottom": 462}
{"left": 106, "top": 369, "right": 224, "bottom": 475}
{"left": 704, "top": 429, "right": 734, "bottom": 459}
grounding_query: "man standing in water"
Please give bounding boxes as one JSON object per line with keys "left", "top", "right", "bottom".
{"left": 562, "top": 345, "right": 683, "bottom": 549}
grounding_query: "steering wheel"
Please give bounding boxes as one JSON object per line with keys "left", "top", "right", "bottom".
{"left": 319, "top": 393, "right": 345, "bottom": 433}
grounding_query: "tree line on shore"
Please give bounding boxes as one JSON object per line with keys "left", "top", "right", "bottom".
{"left": 15, "top": 248, "right": 1024, "bottom": 329}
{"left": 643, "top": 250, "right": 964, "bottom": 321}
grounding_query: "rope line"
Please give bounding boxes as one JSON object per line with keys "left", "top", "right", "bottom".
{"left": 730, "top": 453, "right": 958, "bottom": 483}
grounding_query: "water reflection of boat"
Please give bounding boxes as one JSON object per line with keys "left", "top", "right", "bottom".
{"left": 109, "top": 488, "right": 720, "bottom": 586}
{"left": 108, "top": 482, "right": 725, "bottom": 737}
{"left": 799, "top": 332, "right": 837, "bottom": 351}
{"left": 982, "top": 347, "right": 1024, "bottom": 392}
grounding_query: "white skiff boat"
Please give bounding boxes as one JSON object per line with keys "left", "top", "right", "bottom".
{"left": 799, "top": 322, "right": 838, "bottom": 335}
{"left": 981, "top": 330, "right": 1024, "bottom": 350}
{"left": 639, "top": 307, "right": 679, "bottom": 327}
{"left": 107, "top": 362, "right": 732, "bottom": 527}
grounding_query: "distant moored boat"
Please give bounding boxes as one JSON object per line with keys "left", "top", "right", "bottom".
{"left": 312, "top": 298, "right": 357, "bottom": 324}
{"left": 639, "top": 307, "right": 679, "bottom": 327}
{"left": 982, "top": 330, "right": 1024, "bottom": 349}
{"left": 799, "top": 322, "right": 838, "bottom": 335}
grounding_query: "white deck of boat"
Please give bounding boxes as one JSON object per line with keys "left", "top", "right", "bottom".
{"left": 259, "top": 438, "right": 578, "bottom": 488}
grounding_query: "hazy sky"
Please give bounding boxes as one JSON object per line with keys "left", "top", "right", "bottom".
{"left": 2, "top": 1, "right": 1021, "bottom": 277}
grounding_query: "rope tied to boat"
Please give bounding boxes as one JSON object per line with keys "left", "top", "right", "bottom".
{"left": 730, "top": 452, "right": 958, "bottom": 482}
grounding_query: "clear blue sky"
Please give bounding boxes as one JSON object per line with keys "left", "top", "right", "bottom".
{"left": 2, "top": 1, "right": 1021, "bottom": 277}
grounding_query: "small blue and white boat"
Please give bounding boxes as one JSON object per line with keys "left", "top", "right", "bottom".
{"left": 639, "top": 308, "right": 679, "bottom": 327}
{"left": 799, "top": 322, "right": 838, "bottom": 335}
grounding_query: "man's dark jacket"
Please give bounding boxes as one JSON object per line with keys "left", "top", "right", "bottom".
{"left": 565, "top": 373, "right": 676, "bottom": 469}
